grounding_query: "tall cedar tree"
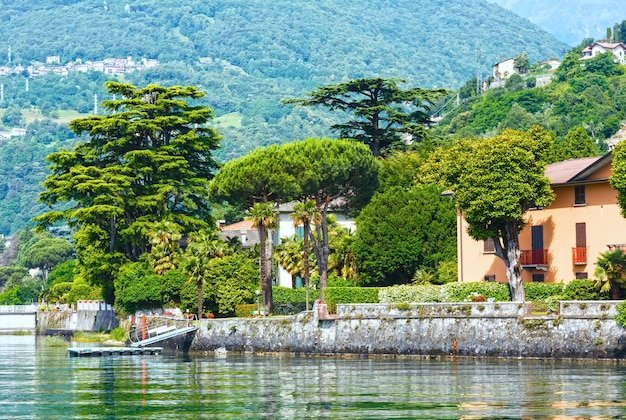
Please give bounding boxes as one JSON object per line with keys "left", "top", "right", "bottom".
{"left": 284, "top": 78, "right": 448, "bottom": 157}
{"left": 36, "top": 82, "right": 221, "bottom": 300}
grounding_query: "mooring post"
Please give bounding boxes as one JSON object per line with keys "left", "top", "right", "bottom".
{"left": 141, "top": 315, "right": 147, "bottom": 340}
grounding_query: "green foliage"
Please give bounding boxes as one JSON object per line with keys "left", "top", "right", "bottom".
{"left": 379, "top": 284, "right": 446, "bottom": 303}
{"left": 0, "top": 266, "right": 29, "bottom": 290}
{"left": 562, "top": 279, "right": 610, "bottom": 301}
{"left": 594, "top": 249, "right": 626, "bottom": 299}
{"left": 114, "top": 262, "right": 165, "bottom": 314}
{"left": 441, "top": 282, "right": 512, "bottom": 302}
{"left": 523, "top": 282, "right": 564, "bottom": 301}
{"left": 284, "top": 77, "right": 448, "bottom": 156}
{"left": 434, "top": 260, "right": 458, "bottom": 285}
{"left": 45, "top": 259, "right": 76, "bottom": 288}
{"left": 615, "top": 301, "right": 626, "bottom": 327}
{"left": 235, "top": 304, "right": 257, "bottom": 318}
{"left": 354, "top": 184, "right": 456, "bottom": 286}
{"left": 18, "top": 235, "right": 74, "bottom": 280}
{"left": 109, "top": 327, "right": 128, "bottom": 342}
{"left": 324, "top": 287, "right": 380, "bottom": 314}
{"left": 272, "top": 286, "right": 320, "bottom": 304}
{"left": 35, "top": 82, "right": 221, "bottom": 298}
{"left": 0, "top": 1, "right": 571, "bottom": 237}
{"left": 0, "top": 276, "right": 42, "bottom": 304}
{"left": 181, "top": 253, "right": 258, "bottom": 317}
{"left": 431, "top": 127, "right": 555, "bottom": 301}
{"left": 611, "top": 141, "right": 626, "bottom": 218}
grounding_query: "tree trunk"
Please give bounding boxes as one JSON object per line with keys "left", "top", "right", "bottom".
{"left": 493, "top": 224, "right": 526, "bottom": 302}
{"left": 197, "top": 279, "right": 203, "bottom": 321}
{"left": 611, "top": 281, "right": 621, "bottom": 300}
{"left": 303, "top": 222, "right": 310, "bottom": 311}
{"left": 316, "top": 206, "right": 331, "bottom": 302}
{"left": 258, "top": 224, "right": 274, "bottom": 314}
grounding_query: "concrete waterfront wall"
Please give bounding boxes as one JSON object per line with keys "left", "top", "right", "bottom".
{"left": 36, "top": 310, "right": 119, "bottom": 334}
{"left": 192, "top": 301, "right": 626, "bottom": 359}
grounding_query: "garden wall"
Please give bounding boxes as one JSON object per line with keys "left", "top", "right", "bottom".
{"left": 192, "top": 301, "right": 626, "bottom": 359}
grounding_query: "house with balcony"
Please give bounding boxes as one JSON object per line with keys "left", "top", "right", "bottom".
{"left": 457, "top": 152, "right": 626, "bottom": 284}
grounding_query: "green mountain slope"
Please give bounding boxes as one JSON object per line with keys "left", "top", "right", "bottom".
{"left": 0, "top": 0, "right": 566, "bottom": 88}
{"left": 0, "top": 0, "right": 570, "bottom": 235}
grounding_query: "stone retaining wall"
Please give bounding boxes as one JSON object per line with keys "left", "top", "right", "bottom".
{"left": 36, "top": 310, "right": 119, "bottom": 334}
{"left": 192, "top": 301, "right": 626, "bottom": 359}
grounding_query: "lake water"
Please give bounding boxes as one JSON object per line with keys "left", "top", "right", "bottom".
{"left": 2, "top": 335, "right": 626, "bottom": 419}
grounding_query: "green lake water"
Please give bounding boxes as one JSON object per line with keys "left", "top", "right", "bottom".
{"left": 2, "top": 335, "right": 626, "bottom": 419}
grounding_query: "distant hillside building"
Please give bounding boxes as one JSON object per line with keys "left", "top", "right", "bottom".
{"left": 581, "top": 42, "right": 626, "bottom": 64}
{"left": 492, "top": 58, "right": 516, "bottom": 82}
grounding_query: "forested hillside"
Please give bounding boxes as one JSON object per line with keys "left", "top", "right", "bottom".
{"left": 434, "top": 47, "right": 626, "bottom": 153}
{"left": 0, "top": 0, "right": 569, "bottom": 235}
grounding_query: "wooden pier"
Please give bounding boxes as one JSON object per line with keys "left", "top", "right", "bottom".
{"left": 68, "top": 346, "right": 162, "bottom": 357}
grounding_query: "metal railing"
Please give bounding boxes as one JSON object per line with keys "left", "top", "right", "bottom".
{"left": 521, "top": 249, "right": 548, "bottom": 266}
{"left": 572, "top": 247, "right": 587, "bottom": 264}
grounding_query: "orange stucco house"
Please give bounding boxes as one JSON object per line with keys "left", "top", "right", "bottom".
{"left": 458, "top": 152, "right": 626, "bottom": 284}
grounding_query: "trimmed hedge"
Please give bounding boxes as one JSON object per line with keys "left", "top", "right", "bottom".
{"left": 272, "top": 286, "right": 320, "bottom": 304}
{"left": 441, "top": 282, "right": 511, "bottom": 302}
{"left": 379, "top": 284, "right": 445, "bottom": 303}
{"left": 324, "top": 287, "right": 380, "bottom": 313}
{"left": 523, "top": 282, "right": 565, "bottom": 301}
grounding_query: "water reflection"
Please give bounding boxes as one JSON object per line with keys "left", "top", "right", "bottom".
{"left": 1, "top": 335, "right": 626, "bottom": 418}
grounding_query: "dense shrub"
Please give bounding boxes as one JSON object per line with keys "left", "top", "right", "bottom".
{"left": 324, "top": 287, "right": 380, "bottom": 313}
{"left": 441, "top": 282, "right": 511, "bottom": 302}
{"left": 562, "top": 279, "right": 610, "bottom": 301}
{"left": 235, "top": 303, "right": 257, "bottom": 318}
{"left": 523, "top": 282, "right": 564, "bottom": 301}
{"left": 379, "top": 284, "right": 445, "bottom": 303}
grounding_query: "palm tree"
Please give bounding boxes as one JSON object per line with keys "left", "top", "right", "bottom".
{"left": 328, "top": 226, "right": 358, "bottom": 282}
{"left": 247, "top": 202, "right": 279, "bottom": 313}
{"left": 291, "top": 199, "right": 321, "bottom": 310}
{"left": 594, "top": 249, "right": 626, "bottom": 299}
{"left": 147, "top": 221, "right": 182, "bottom": 275}
{"left": 274, "top": 235, "right": 304, "bottom": 287}
{"left": 183, "top": 230, "right": 229, "bottom": 320}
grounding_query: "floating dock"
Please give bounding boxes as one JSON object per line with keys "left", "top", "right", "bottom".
{"left": 68, "top": 347, "right": 162, "bottom": 357}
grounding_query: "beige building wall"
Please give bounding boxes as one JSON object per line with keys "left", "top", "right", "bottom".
{"left": 458, "top": 161, "right": 626, "bottom": 284}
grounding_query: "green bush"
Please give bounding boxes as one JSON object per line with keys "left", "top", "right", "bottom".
{"left": 562, "top": 279, "right": 610, "bottom": 301}
{"left": 235, "top": 303, "right": 257, "bottom": 318}
{"left": 109, "top": 327, "right": 128, "bottom": 342}
{"left": 523, "top": 282, "right": 564, "bottom": 301}
{"left": 379, "top": 284, "right": 445, "bottom": 303}
{"left": 272, "top": 286, "right": 320, "bottom": 303}
{"left": 324, "top": 287, "right": 380, "bottom": 313}
{"left": 441, "top": 282, "right": 511, "bottom": 302}
{"left": 615, "top": 301, "right": 626, "bottom": 327}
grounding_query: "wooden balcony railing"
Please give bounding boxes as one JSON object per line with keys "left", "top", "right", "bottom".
{"left": 572, "top": 247, "right": 587, "bottom": 265}
{"left": 520, "top": 249, "right": 547, "bottom": 266}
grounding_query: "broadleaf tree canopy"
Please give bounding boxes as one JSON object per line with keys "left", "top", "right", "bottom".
{"left": 426, "top": 126, "right": 555, "bottom": 301}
